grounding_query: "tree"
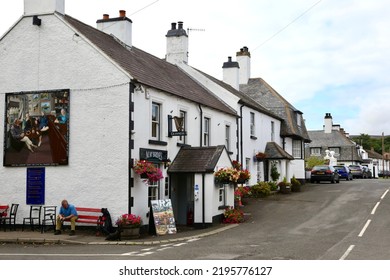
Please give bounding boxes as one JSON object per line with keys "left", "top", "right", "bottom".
{"left": 305, "top": 156, "right": 326, "bottom": 170}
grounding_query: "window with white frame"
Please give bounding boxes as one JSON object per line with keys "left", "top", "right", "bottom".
{"left": 148, "top": 171, "right": 160, "bottom": 207}
{"left": 225, "top": 125, "right": 230, "bottom": 151}
{"left": 245, "top": 158, "right": 250, "bottom": 171}
{"left": 218, "top": 186, "right": 224, "bottom": 203}
{"left": 250, "top": 112, "right": 255, "bottom": 137}
{"left": 204, "top": 117, "right": 210, "bottom": 146}
{"left": 151, "top": 102, "right": 161, "bottom": 140}
{"left": 310, "top": 147, "right": 321, "bottom": 156}
{"left": 292, "top": 140, "right": 302, "bottom": 158}
{"left": 178, "top": 110, "right": 186, "bottom": 144}
{"left": 271, "top": 121, "right": 275, "bottom": 141}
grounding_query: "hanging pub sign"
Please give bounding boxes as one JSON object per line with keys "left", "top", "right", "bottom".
{"left": 140, "top": 148, "right": 168, "bottom": 163}
{"left": 3, "top": 89, "right": 70, "bottom": 167}
{"left": 168, "top": 115, "right": 187, "bottom": 137}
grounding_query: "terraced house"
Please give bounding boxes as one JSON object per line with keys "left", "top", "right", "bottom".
{"left": 0, "top": 0, "right": 310, "bottom": 231}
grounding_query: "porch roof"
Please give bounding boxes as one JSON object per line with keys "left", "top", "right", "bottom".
{"left": 168, "top": 145, "right": 227, "bottom": 173}
{"left": 264, "top": 142, "right": 294, "bottom": 160}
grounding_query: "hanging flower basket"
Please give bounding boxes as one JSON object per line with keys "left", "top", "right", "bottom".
{"left": 133, "top": 160, "right": 164, "bottom": 182}
{"left": 255, "top": 152, "right": 267, "bottom": 161}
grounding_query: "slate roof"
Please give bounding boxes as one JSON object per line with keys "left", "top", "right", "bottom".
{"left": 264, "top": 142, "right": 294, "bottom": 160}
{"left": 194, "top": 69, "right": 282, "bottom": 120}
{"left": 168, "top": 145, "right": 228, "bottom": 173}
{"left": 366, "top": 148, "right": 383, "bottom": 160}
{"left": 240, "top": 78, "right": 311, "bottom": 142}
{"left": 62, "top": 15, "right": 236, "bottom": 116}
{"left": 306, "top": 130, "right": 362, "bottom": 162}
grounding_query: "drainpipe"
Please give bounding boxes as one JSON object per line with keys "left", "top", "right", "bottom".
{"left": 202, "top": 172, "right": 205, "bottom": 228}
{"left": 240, "top": 105, "right": 244, "bottom": 164}
{"left": 128, "top": 81, "right": 135, "bottom": 214}
{"left": 199, "top": 104, "right": 203, "bottom": 147}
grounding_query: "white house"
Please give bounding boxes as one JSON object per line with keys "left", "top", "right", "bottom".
{"left": 0, "top": 0, "right": 238, "bottom": 229}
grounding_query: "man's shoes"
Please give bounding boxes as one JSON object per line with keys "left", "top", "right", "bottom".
{"left": 54, "top": 230, "right": 61, "bottom": 235}
{"left": 69, "top": 230, "right": 75, "bottom": 236}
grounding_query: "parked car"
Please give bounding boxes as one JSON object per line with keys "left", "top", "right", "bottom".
{"left": 362, "top": 166, "right": 372, "bottom": 178}
{"left": 334, "top": 165, "right": 353, "bottom": 181}
{"left": 310, "top": 165, "right": 340, "bottom": 183}
{"left": 348, "top": 165, "right": 366, "bottom": 178}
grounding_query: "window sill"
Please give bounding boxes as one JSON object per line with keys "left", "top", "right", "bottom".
{"left": 218, "top": 205, "right": 229, "bottom": 210}
{"left": 148, "top": 140, "right": 168, "bottom": 146}
{"left": 228, "top": 151, "right": 234, "bottom": 155}
{"left": 250, "top": 136, "right": 257, "bottom": 140}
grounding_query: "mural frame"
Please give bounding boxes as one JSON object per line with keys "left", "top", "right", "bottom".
{"left": 3, "top": 89, "right": 70, "bottom": 167}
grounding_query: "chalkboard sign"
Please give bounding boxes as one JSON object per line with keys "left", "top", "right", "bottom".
{"left": 26, "top": 168, "right": 45, "bottom": 205}
{"left": 150, "top": 199, "right": 177, "bottom": 236}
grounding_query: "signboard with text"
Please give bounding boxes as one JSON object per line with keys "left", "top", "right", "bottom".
{"left": 26, "top": 167, "right": 45, "bottom": 205}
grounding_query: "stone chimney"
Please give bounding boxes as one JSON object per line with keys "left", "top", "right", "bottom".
{"left": 166, "top": 21, "right": 189, "bottom": 64}
{"left": 24, "top": 0, "right": 65, "bottom": 15}
{"left": 324, "top": 113, "right": 333, "bottom": 134}
{"left": 222, "top": 56, "right": 240, "bottom": 90}
{"left": 236, "top": 46, "right": 251, "bottom": 85}
{"left": 96, "top": 10, "right": 133, "bottom": 47}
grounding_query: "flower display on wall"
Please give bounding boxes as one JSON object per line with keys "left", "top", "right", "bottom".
{"left": 133, "top": 160, "right": 164, "bottom": 182}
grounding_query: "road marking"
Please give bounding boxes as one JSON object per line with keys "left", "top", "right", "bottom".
{"left": 358, "top": 220, "right": 371, "bottom": 237}
{"left": 141, "top": 247, "right": 155, "bottom": 251}
{"left": 121, "top": 251, "right": 139, "bottom": 256}
{"left": 187, "top": 238, "right": 201, "bottom": 242}
{"left": 156, "top": 247, "right": 173, "bottom": 251}
{"left": 371, "top": 202, "right": 380, "bottom": 215}
{"left": 160, "top": 243, "right": 174, "bottom": 247}
{"left": 0, "top": 253, "right": 127, "bottom": 257}
{"left": 173, "top": 243, "right": 187, "bottom": 247}
{"left": 381, "top": 189, "right": 389, "bottom": 200}
{"left": 137, "top": 251, "right": 154, "bottom": 256}
{"left": 340, "top": 245, "right": 355, "bottom": 260}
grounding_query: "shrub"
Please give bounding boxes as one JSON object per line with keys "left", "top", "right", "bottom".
{"left": 223, "top": 207, "right": 244, "bottom": 223}
{"left": 290, "top": 176, "right": 301, "bottom": 187}
{"left": 270, "top": 162, "right": 280, "bottom": 182}
{"left": 250, "top": 182, "right": 271, "bottom": 198}
{"left": 268, "top": 181, "right": 278, "bottom": 191}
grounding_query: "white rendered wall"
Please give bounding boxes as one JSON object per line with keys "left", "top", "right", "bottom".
{"left": 131, "top": 84, "right": 237, "bottom": 221}
{"left": 0, "top": 15, "right": 130, "bottom": 223}
{"left": 24, "top": 0, "right": 65, "bottom": 15}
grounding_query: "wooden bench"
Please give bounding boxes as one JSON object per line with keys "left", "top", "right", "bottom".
{"left": 63, "top": 207, "right": 104, "bottom": 227}
{"left": 0, "top": 205, "right": 9, "bottom": 231}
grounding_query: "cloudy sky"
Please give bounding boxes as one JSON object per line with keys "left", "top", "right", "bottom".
{"left": 1, "top": 0, "right": 389, "bottom": 135}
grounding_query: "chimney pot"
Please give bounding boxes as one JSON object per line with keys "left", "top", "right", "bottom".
{"left": 119, "top": 10, "right": 126, "bottom": 17}
{"left": 178, "top": 21, "right": 183, "bottom": 29}
{"left": 103, "top": 14, "right": 109, "bottom": 20}
{"left": 171, "top": 22, "right": 177, "bottom": 30}
{"left": 228, "top": 56, "right": 232, "bottom": 62}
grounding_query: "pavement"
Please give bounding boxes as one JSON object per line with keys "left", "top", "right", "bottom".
{"left": 0, "top": 223, "right": 239, "bottom": 246}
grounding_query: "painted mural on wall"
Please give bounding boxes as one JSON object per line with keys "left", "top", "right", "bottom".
{"left": 3, "top": 89, "right": 70, "bottom": 167}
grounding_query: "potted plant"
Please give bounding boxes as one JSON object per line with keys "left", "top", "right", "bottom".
{"left": 222, "top": 207, "right": 244, "bottom": 224}
{"left": 278, "top": 177, "right": 291, "bottom": 194}
{"left": 291, "top": 175, "right": 302, "bottom": 192}
{"left": 237, "top": 169, "right": 251, "bottom": 184}
{"left": 133, "top": 160, "right": 164, "bottom": 182}
{"left": 116, "top": 213, "right": 142, "bottom": 239}
{"left": 214, "top": 167, "right": 239, "bottom": 184}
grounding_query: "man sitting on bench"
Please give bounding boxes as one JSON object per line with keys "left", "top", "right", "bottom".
{"left": 55, "top": 199, "right": 78, "bottom": 236}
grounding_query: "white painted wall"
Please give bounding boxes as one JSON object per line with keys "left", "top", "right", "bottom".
{"left": 131, "top": 83, "right": 237, "bottom": 221}
{"left": 24, "top": 0, "right": 65, "bottom": 15}
{"left": 0, "top": 14, "right": 130, "bottom": 223}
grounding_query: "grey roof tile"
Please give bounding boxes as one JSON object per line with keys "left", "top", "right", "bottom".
{"left": 63, "top": 15, "right": 237, "bottom": 116}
